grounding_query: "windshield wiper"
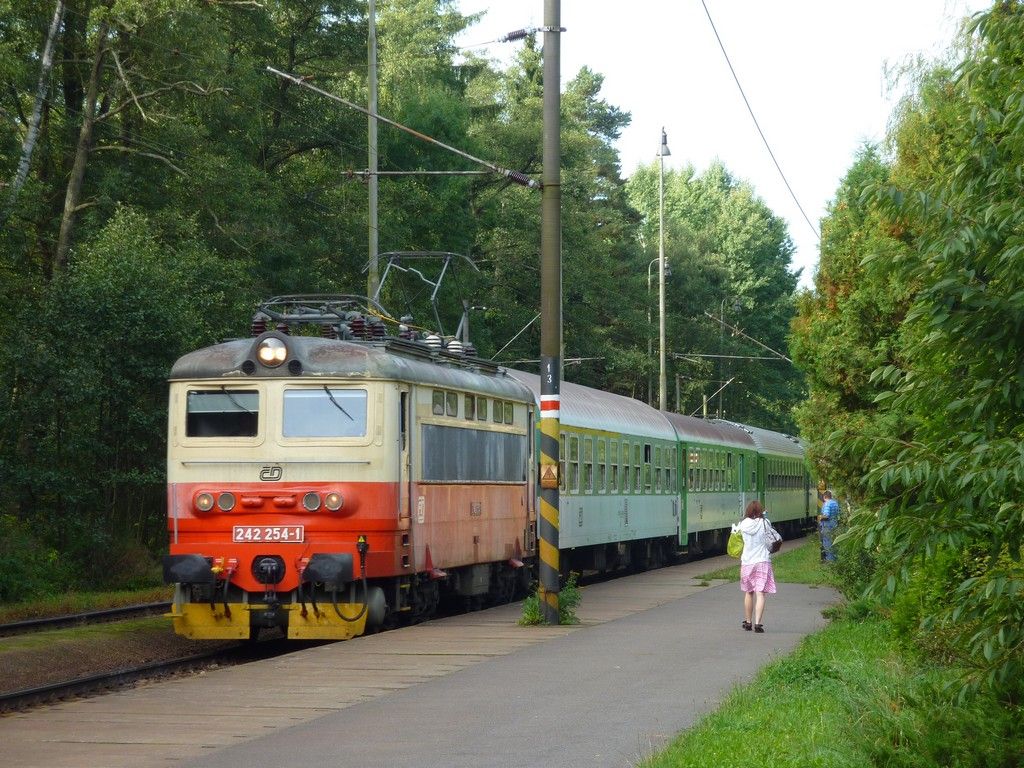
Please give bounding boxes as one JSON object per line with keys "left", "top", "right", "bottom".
{"left": 220, "top": 386, "right": 255, "bottom": 414}
{"left": 323, "top": 386, "right": 354, "bottom": 421}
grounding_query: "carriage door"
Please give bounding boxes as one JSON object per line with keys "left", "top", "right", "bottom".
{"left": 399, "top": 388, "right": 412, "bottom": 533}
{"left": 737, "top": 453, "right": 746, "bottom": 519}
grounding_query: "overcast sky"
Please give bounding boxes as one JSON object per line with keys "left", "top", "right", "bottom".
{"left": 455, "top": 0, "right": 989, "bottom": 289}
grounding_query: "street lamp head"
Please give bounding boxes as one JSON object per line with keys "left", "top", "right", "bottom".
{"left": 658, "top": 127, "right": 671, "bottom": 157}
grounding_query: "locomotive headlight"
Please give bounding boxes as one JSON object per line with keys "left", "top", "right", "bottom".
{"left": 256, "top": 337, "right": 287, "bottom": 367}
{"left": 302, "top": 492, "right": 321, "bottom": 511}
{"left": 324, "top": 492, "right": 344, "bottom": 511}
{"left": 217, "top": 492, "right": 236, "bottom": 512}
{"left": 195, "top": 492, "right": 215, "bottom": 512}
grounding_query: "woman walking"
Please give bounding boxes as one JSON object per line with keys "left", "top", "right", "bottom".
{"left": 732, "top": 500, "right": 778, "bottom": 633}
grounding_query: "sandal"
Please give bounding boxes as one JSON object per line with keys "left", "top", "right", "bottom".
{"left": 741, "top": 620, "right": 752, "bottom": 631}
{"left": 754, "top": 624, "right": 764, "bottom": 633}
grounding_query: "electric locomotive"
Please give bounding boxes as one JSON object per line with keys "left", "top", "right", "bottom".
{"left": 163, "top": 296, "right": 536, "bottom": 640}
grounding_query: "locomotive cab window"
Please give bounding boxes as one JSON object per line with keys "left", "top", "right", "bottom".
{"left": 186, "top": 390, "right": 259, "bottom": 437}
{"left": 283, "top": 388, "right": 367, "bottom": 438}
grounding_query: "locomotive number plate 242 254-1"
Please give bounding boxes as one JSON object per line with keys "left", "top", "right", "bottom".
{"left": 232, "top": 525, "right": 305, "bottom": 543}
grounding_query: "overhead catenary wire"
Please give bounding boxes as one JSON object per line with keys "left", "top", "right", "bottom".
{"left": 703, "top": 311, "right": 792, "bottom": 363}
{"left": 700, "top": 0, "right": 820, "bottom": 242}
{"left": 267, "top": 67, "right": 540, "bottom": 190}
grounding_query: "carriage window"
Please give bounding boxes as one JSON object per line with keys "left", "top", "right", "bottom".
{"left": 432, "top": 390, "right": 445, "bottom": 415}
{"left": 622, "top": 441, "right": 631, "bottom": 492}
{"left": 446, "top": 391, "right": 458, "bottom": 417}
{"left": 477, "top": 398, "right": 487, "bottom": 421}
{"left": 465, "top": 395, "right": 475, "bottom": 420}
{"left": 559, "top": 433, "right": 567, "bottom": 492}
{"left": 609, "top": 441, "right": 619, "bottom": 492}
{"left": 666, "top": 447, "right": 674, "bottom": 492}
{"left": 283, "top": 388, "right": 367, "bottom": 437}
{"left": 654, "top": 446, "right": 662, "bottom": 492}
{"left": 503, "top": 401, "right": 514, "bottom": 424}
{"left": 493, "top": 400, "right": 503, "bottom": 423}
{"left": 642, "top": 443, "right": 652, "bottom": 493}
{"left": 597, "top": 439, "right": 607, "bottom": 493}
{"left": 187, "top": 390, "right": 259, "bottom": 437}
{"left": 583, "top": 438, "right": 593, "bottom": 493}
{"left": 569, "top": 435, "right": 580, "bottom": 492}
{"left": 630, "top": 444, "right": 638, "bottom": 493}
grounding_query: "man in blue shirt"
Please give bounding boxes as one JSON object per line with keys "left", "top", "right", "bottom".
{"left": 819, "top": 491, "right": 840, "bottom": 562}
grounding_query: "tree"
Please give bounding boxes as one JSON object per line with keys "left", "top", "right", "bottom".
{"left": 790, "top": 145, "right": 913, "bottom": 490}
{"left": 627, "top": 161, "right": 803, "bottom": 429}
{"left": 803, "top": 3, "right": 1024, "bottom": 699}
{"left": 1, "top": 206, "right": 251, "bottom": 584}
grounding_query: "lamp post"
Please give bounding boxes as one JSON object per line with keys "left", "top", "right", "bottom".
{"left": 657, "top": 128, "right": 670, "bottom": 411}
{"left": 647, "top": 256, "right": 671, "bottom": 405}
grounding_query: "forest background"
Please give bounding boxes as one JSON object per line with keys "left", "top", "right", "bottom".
{"left": 1, "top": 0, "right": 1021, "bottom": 706}
{"left": 0, "top": 0, "right": 801, "bottom": 594}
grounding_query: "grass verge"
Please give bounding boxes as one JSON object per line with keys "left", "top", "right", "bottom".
{"left": 639, "top": 616, "right": 1023, "bottom": 768}
{"left": 0, "top": 617, "right": 172, "bottom": 653}
{"left": 0, "top": 585, "right": 172, "bottom": 623}
{"left": 700, "top": 536, "right": 829, "bottom": 585}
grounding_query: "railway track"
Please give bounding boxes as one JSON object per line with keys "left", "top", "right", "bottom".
{"left": 0, "top": 648, "right": 230, "bottom": 713}
{"left": 0, "top": 602, "right": 173, "bottom": 637}
{"left": 0, "top": 636, "right": 316, "bottom": 713}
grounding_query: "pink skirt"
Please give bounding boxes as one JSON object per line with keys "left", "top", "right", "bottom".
{"left": 740, "top": 562, "right": 777, "bottom": 594}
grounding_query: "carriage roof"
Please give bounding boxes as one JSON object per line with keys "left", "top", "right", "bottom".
{"left": 505, "top": 370, "right": 677, "bottom": 440}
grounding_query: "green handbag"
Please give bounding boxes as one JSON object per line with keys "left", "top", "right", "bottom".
{"left": 727, "top": 527, "right": 744, "bottom": 558}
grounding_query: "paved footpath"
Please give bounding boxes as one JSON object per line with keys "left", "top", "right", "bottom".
{"left": 2, "top": 548, "right": 838, "bottom": 768}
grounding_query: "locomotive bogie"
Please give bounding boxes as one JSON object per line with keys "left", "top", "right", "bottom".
{"left": 167, "top": 587, "right": 373, "bottom": 641}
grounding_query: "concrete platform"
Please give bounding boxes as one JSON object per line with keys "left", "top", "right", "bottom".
{"left": 0, "top": 548, "right": 839, "bottom": 768}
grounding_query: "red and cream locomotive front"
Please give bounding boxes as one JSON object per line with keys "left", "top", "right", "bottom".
{"left": 164, "top": 332, "right": 396, "bottom": 640}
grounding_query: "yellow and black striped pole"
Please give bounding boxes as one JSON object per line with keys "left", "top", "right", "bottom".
{"left": 539, "top": 373, "right": 560, "bottom": 623}
{"left": 539, "top": 0, "right": 562, "bottom": 625}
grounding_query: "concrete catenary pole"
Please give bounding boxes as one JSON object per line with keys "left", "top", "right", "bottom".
{"left": 538, "top": 0, "right": 562, "bottom": 625}
{"left": 658, "top": 130, "right": 668, "bottom": 411}
{"left": 367, "top": 0, "right": 379, "bottom": 298}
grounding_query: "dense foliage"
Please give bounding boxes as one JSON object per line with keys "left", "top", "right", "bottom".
{"left": 792, "top": 2, "right": 1024, "bottom": 700}
{"left": 628, "top": 162, "right": 803, "bottom": 427}
{"left": 1, "top": 1, "right": 802, "bottom": 597}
